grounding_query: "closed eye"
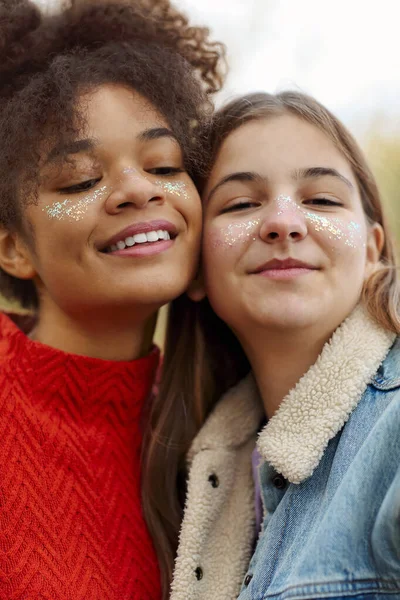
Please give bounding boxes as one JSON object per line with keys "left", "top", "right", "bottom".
{"left": 58, "top": 178, "right": 101, "bottom": 194}
{"left": 147, "top": 167, "right": 184, "bottom": 176}
{"left": 221, "top": 201, "right": 259, "bottom": 214}
{"left": 304, "top": 198, "right": 343, "bottom": 207}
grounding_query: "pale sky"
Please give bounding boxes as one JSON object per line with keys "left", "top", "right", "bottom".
{"left": 36, "top": 0, "right": 400, "bottom": 134}
{"left": 175, "top": 0, "right": 400, "bottom": 134}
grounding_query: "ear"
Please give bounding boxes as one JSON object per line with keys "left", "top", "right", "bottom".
{"left": 364, "top": 222, "right": 385, "bottom": 278}
{"left": 0, "top": 227, "right": 36, "bottom": 280}
{"left": 187, "top": 269, "right": 206, "bottom": 302}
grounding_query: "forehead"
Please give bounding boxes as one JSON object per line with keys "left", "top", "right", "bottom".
{"left": 209, "top": 114, "right": 355, "bottom": 185}
{"left": 41, "top": 84, "right": 179, "bottom": 167}
{"left": 78, "top": 84, "right": 169, "bottom": 134}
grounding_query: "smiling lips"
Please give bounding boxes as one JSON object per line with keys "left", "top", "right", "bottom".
{"left": 110, "top": 229, "right": 170, "bottom": 252}
{"left": 102, "top": 219, "right": 177, "bottom": 256}
{"left": 253, "top": 258, "right": 318, "bottom": 279}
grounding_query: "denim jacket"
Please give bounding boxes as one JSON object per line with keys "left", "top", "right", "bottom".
{"left": 171, "top": 307, "right": 400, "bottom": 600}
{"left": 240, "top": 346, "right": 400, "bottom": 600}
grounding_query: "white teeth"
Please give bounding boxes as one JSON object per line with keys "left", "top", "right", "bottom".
{"left": 133, "top": 233, "right": 147, "bottom": 243}
{"left": 107, "top": 229, "right": 172, "bottom": 252}
{"left": 146, "top": 231, "right": 159, "bottom": 242}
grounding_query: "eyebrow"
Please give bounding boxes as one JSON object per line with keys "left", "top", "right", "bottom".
{"left": 293, "top": 167, "right": 354, "bottom": 189}
{"left": 45, "top": 139, "right": 97, "bottom": 164}
{"left": 207, "top": 171, "right": 266, "bottom": 202}
{"left": 45, "top": 127, "right": 180, "bottom": 165}
{"left": 207, "top": 165, "right": 354, "bottom": 203}
{"left": 138, "top": 127, "right": 180, "bottom": 145}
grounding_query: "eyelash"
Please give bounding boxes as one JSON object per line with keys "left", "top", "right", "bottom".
{"left": 221, "top": 201, "right": 258, "bottom": 214}
{"left": 304, "top": 198, "right": 343, "bottom": 207}
{"left": 58, "top": 178, "right": 101, "bottom": 194}
{"left": 58, "top": 167, "right": 184, "bottom": 194}
{"left": 221, "top": 197, "right": 343, "bottom": 213}
{"left": 147, "top": 167, "right": 184, "bottom": 176}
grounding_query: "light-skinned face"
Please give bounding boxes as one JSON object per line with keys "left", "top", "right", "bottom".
{"left": 200, "top": 114, "right": 383, "bottom": 342}
{"left": 5, "top": 84, "right": 202, "bottom": 323}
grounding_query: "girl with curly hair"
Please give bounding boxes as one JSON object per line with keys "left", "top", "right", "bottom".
{"left": 156, "top": 92, "right": 400, "bottom": 600}
{"left": 0, "top": 0, "right": 224, "bottom": 598}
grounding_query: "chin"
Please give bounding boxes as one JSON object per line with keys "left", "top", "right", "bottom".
{"left": 250, "top": 296, "right": 329, "bottom": 332}
{"left": 135, "top": 279, "right": 191, "bottom": 307}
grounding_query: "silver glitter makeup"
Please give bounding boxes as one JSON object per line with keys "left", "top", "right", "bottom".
{"left": 274, "top": 194, "right": 364, "bottom": 249}
{"left": 154, "top": 180, "right": 189, "bottom": 200}
{"left": 303, "top": 212, "right": 364, "bottom": 248}
{"left": 215, "top": 219, "right": 260, "bottom": 248}
{"left": 43, "top": 185, "right": 108, "bottom": 222}
{"left": 121, "top": 167, "right": 138, "bottom": 175}
{"left": 213, "top": 192, "right": 364, "bottom": 252}
{"left": 276, "top": 194, "right": 301, "bottom": 215}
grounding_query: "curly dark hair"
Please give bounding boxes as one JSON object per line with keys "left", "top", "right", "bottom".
{"left": 0, "top": 0, "right": 226, "bottom": 309}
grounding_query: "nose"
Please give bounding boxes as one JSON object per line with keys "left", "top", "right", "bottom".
{"left": 105, "top": 172, "right": 165, "bottom": 214}
{"left": 259, "top": 198, "right": 307, "bottom": 244}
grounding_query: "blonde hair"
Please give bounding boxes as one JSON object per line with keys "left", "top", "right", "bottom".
{"left": 142, "top": 91, "right": 400, "bottom": 595}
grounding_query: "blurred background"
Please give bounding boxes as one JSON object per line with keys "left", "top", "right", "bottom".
{"left": 10, "top": 0, "right": 400, "bottom": 342}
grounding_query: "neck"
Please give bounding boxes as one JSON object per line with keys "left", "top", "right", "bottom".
{"left": 240, "top": 325, "right": 333, "bottom": 418}
{"left": 30, "top": 298, "right": 157, "bottom": 361}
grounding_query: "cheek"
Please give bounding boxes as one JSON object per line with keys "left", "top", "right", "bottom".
{"left": 42, "top": 186, "right": 108, "bottom": 222}
{"left": 202, "top": 224, "right": 231, "bottom": 290}
{"left": 204, "top": 218, "right": 260, "bottom": 251}
{"left": 31, "top": 218, "right": 90, "bottom": 279}
{"left": 156, "top": 180, "right": 202, "bottom": 223}
{"left": 306, "top": 213, "right": 367, "bottom": 258}
{"left": 202, "top": 220, "right": 260, "bottom": 297}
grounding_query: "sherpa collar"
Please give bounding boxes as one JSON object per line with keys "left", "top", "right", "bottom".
{"left": 257, "top": 304, "right": 395, "bottom": 483}
{"left": 189, "top": 305, "right": 395, "bottom": 484}
{"left": 188, "top": 374, "right": 264, "bottom": 464}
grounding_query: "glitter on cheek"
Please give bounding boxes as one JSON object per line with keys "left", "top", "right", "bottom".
{"left": 215, "top": 219, "right": 261, "bottom": 249}
{"left": 345, "top": 220, "right": 365, "bottom": 249}
{"left": 42, "top": 185, "right": 108, "bottom": 222}
{"left": 153, "top": 179, "right": 189, "bottom": 200}
{"left": 273, "top": 195, "right": 365, "bottom": 249}
{"left": 304, "top": 212, "right": 365, "bottom": 249}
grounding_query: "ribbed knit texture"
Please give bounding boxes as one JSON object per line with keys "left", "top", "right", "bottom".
{"left": 0, "top": 312, "right": 161, "bottom": 600}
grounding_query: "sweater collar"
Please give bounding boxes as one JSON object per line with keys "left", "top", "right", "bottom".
{"left": 0, "top": 312, "right": 159, "bottom": 415}
{"left": 190, "top": 305, "right": 395, "bottom": 483}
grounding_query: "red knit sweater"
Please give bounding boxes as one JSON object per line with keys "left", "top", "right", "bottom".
{"left": 0, "top": 312, "right": 161, "bottom": 600}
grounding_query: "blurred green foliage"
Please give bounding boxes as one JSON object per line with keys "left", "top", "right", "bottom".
{"left": 365, "top": 128, "right": 400, "bottom": 252}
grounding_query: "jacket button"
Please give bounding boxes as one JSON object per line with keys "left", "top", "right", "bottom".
{"left": 272, "top": 474, "right": 287, "bottom": 489}
{"left": 208, "top": 473, "right": 219, "bottom": 488}
{"left": 195, "top": 567, "right": 203, "bottom": 580}
{"left": 244, "top": 574, "right": 253, "bottom": 586}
